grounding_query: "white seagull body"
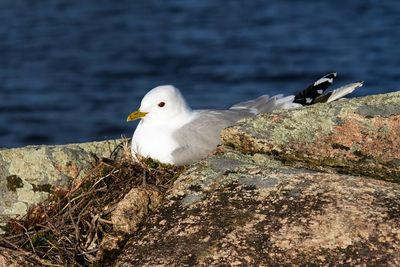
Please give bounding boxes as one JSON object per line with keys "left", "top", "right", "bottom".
{"left": 127, "top": 73, "right": 363, "bottom": 165}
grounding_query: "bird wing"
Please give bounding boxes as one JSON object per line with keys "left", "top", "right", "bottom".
{"left": 171, "top": 109, "right": 252, "bottom": 165}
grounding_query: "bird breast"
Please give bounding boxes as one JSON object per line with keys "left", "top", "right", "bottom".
{"left": 131, "top": 120, "right": 181, "bottom": 164}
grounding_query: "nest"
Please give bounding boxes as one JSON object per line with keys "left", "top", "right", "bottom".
{"left": 0, "top": 141, "right": 184, "bottom": 266}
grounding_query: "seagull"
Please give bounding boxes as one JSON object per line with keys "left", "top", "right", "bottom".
{"left": 127, "top": 73, "right": 363, "bottom": 166}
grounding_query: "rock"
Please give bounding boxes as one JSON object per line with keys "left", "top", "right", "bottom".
{"left": 0, "top": 139, "right": 124, "bottom": 231}
{"left": 111, "top": 187, "right": 163, "bottom": 234}
{"left": 95, "top": 187, "right": 163, "bottom": 264}
{"left": 221, "top": 92, "right": 400, "bottom": 182}
{"left": 95, "top": 233, "right": 129, "bottom": 266}
{"left": 115, "top": 149, "right": 400, "bottom": 266}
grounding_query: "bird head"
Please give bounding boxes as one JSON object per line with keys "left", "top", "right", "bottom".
{"left": 127, "top": 85, "right": 191, "bottom": 123}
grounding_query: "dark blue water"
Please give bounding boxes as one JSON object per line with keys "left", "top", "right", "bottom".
{"left": 0, "top": 1, "right": 399, "bottom": 148}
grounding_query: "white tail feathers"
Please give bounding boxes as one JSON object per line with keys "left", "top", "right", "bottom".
{"left": 325, "top": 81, "right": 363, "bottom": 103}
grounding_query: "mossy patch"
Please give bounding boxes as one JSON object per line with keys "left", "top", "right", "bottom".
{"left": 31, "top": 183, "right": 52, "bottom": 193}
{"left": 6, "top": 175, "right": 24, "bottom": 192}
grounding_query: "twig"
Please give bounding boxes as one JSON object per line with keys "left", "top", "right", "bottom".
{"left": 67, "top": 195, "right": 79, "bottom": 251}
{"left": 98, "top": 218, "right": 114, "bottom": 225}
{"left": 13, "top": 221, "right": 37, "bottom": 256}
{"left": 59, "top": 186, "right": 107, "bottom": 214}
{"left": 0, "top": 235, "right": 22, "bottom": 250}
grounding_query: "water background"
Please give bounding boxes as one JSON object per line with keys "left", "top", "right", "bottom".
{"left": 0, "top": 0, "right": 399, "bottom": 148}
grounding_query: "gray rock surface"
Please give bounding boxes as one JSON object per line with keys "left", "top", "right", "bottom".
{"left": 116, "top": 150, "right": 400, "bottom": 266}
{"left": 0, "top": 139, "right": 123, "bottom": 231}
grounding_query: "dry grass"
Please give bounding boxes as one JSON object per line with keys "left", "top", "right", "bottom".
{"left": 0, "top": 139, "right": 184, "bottom": 266}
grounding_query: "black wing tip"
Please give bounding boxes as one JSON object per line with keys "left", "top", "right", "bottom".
{"left": 294, "top": 72, "right": 338, "bottom": 105}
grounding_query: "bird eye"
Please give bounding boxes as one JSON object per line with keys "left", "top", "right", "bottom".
{"left": 158, "top": 102, "right": 165, "bottom": 107}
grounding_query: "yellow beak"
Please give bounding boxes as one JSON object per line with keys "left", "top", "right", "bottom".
{"left": 127, "top": 110, "right": 148, "bottom": 122}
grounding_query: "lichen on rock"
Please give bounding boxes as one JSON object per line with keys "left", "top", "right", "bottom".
{"left": 221, "top": 92, "right": 400, "bottom": 181}
{"left": 0, "top": 139, "right": 124, "bottom": 231}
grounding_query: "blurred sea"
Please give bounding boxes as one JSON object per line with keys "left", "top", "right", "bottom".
{"left": 0, "top": 0, "right": 399, "bottom": 148}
